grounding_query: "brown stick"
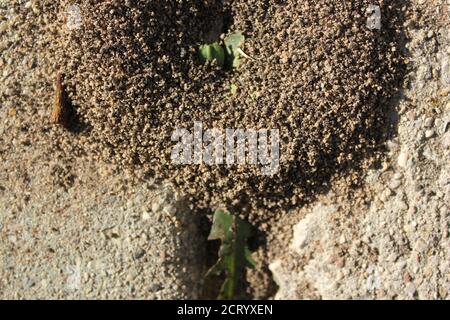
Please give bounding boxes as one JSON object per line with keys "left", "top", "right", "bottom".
{"left": 50, "top": 73, "right": 67, "bottom": 125}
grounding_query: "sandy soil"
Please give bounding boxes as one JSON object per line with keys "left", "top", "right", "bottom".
{"left": 51, "top": 0, "right": 405, "bottom": 219}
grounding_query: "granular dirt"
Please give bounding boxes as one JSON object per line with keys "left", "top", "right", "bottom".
{"left": 55, "top": 0, "right": 407, "bottom": 221}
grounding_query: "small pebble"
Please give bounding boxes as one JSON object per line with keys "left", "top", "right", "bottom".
{"left": 425, "top": 130, "right": 435, "bottom": 138}
{"left": 424, "top": 117, "right": 434, "bottom": 128}
{"left": 133, "top": 248, "right": 145, "bottom": 260}
{"left": 398, "top": 151, "right": 408, "bottom": 168}
{"left": 389, "top": 179, "right": 402, "bottom": 190}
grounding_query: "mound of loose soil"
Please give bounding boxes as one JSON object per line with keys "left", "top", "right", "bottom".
{"left": 56, "top": 0, "right": 406, "bottom": 220}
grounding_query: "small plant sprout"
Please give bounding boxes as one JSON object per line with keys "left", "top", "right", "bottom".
{"left": 206, "top": 210, "right": 255, "bottom": 300}
{"left": 199, "top": 31, "right": 254, "bottom": 70}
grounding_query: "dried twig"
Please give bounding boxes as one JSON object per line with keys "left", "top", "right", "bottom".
{"left": 50, "top": 73, "right": 69, "bottom": 125}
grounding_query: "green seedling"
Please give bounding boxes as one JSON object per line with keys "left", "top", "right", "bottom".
{"left": 206, "top": 210, "right": 255, "bottom": 300}
{"left": 198, "top": 31, "right": 246, "bottom": 70}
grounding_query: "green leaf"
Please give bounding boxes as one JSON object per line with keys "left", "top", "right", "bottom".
{"left": 208, "top": 210, "right": 233, "bottom": 241}
{"left": 224, "top": 31, "right": 245, "bottom": 55}
{"left": 206, "top": 210, "right": 255, "bottom": 300}
{"left": 198, "top": 42, "right": 225, "bottom": 67}
{"left": 224, "top": 31, "right": 245, "bottom": 69}
{"left": 245, "top": 247, "right": 256, "bottom": 268}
